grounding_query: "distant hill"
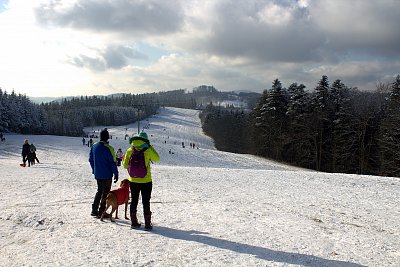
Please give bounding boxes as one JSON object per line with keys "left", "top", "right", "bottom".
{"left": 28, "top": 87, "right": 261, "bottom": 108}
{"left": 29, "top": 96, "right": 60, "bottom": 104}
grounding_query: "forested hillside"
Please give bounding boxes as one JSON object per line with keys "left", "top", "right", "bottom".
{"left": 3, "top": 75, "right": 400, "bottom": 177}
{"left": 200, "top": 75, "right": 400, "bottom": 177}
{"left": 0, "top": 92, "right": 159, "bottom": 136}
{"left": 0, "top": 85, "right": 254, "bottom": 136}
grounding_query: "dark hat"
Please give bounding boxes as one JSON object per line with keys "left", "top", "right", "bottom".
{"left": 100, "top": 128, "right": 109, "bottom": 141}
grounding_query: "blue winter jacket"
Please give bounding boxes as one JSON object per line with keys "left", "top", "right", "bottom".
{"left": 89, "top": 141, "right": 118, "bottom": 180}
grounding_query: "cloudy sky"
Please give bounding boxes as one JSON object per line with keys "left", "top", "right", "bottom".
{"left": 0, "top": 0, "right": 399, "bottom": 97}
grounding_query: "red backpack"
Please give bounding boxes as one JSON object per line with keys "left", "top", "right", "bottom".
{"left": 127, "top": 147, "right": 149, "bottom": 178}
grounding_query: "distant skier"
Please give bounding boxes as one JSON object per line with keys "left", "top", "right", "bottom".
{"left": 82, "top": 137, "right": 86, "bottom": 146}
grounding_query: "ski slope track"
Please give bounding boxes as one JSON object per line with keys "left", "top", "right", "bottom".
{"left": 0, "top": 107, "right": 399, "bottom": 266}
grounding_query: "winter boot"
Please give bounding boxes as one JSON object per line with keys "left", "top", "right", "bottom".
{"left": 144, "top": 212, "right": 153, "bottom": 231}
{"left": 130, "top": 211, "right": 141, "bottom": 229}
{"left": 91, "top": 204, "right": 99, "bottom": 217}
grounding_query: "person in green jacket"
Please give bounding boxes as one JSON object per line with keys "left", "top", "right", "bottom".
{"left": 123, "top": 131, "right": 160, "bottom": 230}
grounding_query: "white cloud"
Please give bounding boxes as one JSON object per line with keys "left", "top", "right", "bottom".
{"left": 308, "top": 0, "right": 400, "bottom": 54}
{"left": 297, "top": 0, "right": 309, "bottom": 8}
{"left": 0, "top": 0, "right": 399, "bottom": 97}
{"left": 257, "top": 3, "right": 293, "bottom": 25}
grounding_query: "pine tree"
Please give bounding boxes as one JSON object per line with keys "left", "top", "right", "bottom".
{"left": 250, "top": 79, "right": 287, "bottom": 158}
{"left": 329, "top": 80, "right": 358, "bottom": 173}
{"left": 251, "top": 89, "right": 270, "bottom": 156}
{"left": 284, "top": 83, "right": 314, "bottom": 167}
{"left": 257, "top": 79, "right": 288, "bottom": 159}
{"left": 379, "top": 75, "right": 400, "bottom": 176}
{"left": 0, "top": 88, "right": 8, "bottom": 131}
{"left": 310, "top": 75, "right": 333, "bottom": 171}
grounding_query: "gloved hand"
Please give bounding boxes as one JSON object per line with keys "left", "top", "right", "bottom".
{"left": 114, "top": 174, "right": 119, "bottom": 183}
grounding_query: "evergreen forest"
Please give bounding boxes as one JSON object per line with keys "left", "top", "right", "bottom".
{"left": 200, "top": 75, "right": 400, "bottom": 177}
{"left": 1, "top": 75, "right": 400, "bottom": 177}
{"left": 0, "top": 85, "right": 251, "bottom": 136}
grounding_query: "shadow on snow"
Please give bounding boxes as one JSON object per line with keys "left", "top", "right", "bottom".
{"left": 152, "top": 226, "right": 365, "bottom": 267}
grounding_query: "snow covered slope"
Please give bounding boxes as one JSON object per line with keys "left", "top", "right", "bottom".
{"left": 0, "top": 107, "right": 399, "bottom": 266}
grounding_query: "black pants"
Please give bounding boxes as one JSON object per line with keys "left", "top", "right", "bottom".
{"left": 130, "top": 182, "right": 152, "bottom": 215}
{"left": 93, "top": 179, "right": 112, "bottom": 212}
{"left": 22, "top": 154, "right": 28, "bottom": 164}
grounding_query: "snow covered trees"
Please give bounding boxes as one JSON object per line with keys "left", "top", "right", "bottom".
{"left": 284, "top": 83, "right": 314, "bottom": 168}
{"left": 0, "top": 89, "right": 46, "bottom": 134}
{"left": 246, "top": 75, "right": 399, "bottom": 176}
{"left": 0, "top": 91, "right": 160, "bottom": 136}
{"left": 252, "top": 79, "right": 288, "bottom": 159}
{"left": 40, "top": 95, "right": 160, "bottom": 136}
{"left": 379, "top": 75, "right": 400, "bottom": 176}
{"left": 200, "top": 104, "right": 249, "bottom": 153}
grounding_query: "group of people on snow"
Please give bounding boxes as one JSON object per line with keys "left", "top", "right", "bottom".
{"left": 21, "top": 139, "right": 40, "bottom": 167}
{"left": 82, "top": 137, "right": 94, "bottom": 147}
{"left": 20, "top": 127, "right": 161, "bottom": 230}
{"left": 89, "top": 128, "right": 160, "bottom": 230}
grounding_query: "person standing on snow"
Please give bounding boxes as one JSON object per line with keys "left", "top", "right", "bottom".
{"left": 116, "top": 148, "right": 124, "bottom": 166}
{"left": 89, "top": 128, "right": 119, "bottom": 218}
{"left": 21, "top": 139, "right": 31, "bottom": 165}
{"left": 123, "top": 132, "right": 160, "bottom": 230}
{"left": 29, "top": 143, "right": 40, "bottom": 164}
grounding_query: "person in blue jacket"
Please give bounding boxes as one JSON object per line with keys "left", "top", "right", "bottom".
{"left": 89, "top": 128, "right": 119, "bottom": 218}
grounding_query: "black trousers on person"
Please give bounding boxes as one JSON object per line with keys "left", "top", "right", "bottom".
{"left": 130, "top": 182, "right": 152, "bottom": 215}
{"left": 93, "top": 179, "right": 112, "bottom": 213}
{"left": 22, "top": 154, "right": 28, "bottom": 164}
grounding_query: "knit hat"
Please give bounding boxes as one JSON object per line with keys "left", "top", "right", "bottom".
{"left": 100, "top": 128, "right": 109, "bottom": 141}
{"left": 139, "top": 131, "right": 148, "bottom": 141}
{"left": 129, "top": 131, "right": 150, "bottom": 145}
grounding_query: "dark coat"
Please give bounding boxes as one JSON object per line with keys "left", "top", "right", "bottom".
{"left": 22, "top": 143, "right": 31, "bottom": 156}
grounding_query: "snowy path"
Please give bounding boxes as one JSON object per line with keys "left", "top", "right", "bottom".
{"left": 0, "top": 107, "right": 399, "bottom": 266}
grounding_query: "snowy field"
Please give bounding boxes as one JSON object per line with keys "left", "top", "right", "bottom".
{"left": 0, "top": 107, "right": 399, "bottom": 267}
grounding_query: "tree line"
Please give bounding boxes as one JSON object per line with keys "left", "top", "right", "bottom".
{"left": 0, "top": 91, "right": 161, "bottom": 136}
{"left": 200, "top": 75, "right": 400, "bottom": 177}
{"left": 0, "top": 86, "right": 247, "bottom": 137}
{"left": 0, "top": 90, "right": 48, "bottom": 134}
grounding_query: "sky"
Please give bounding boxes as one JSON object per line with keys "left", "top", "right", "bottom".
{"left": 0, "top": 0, "right": 399, "bottom": 97}
{"left": 0, "top": 107, "right": 399, "bottom": 266}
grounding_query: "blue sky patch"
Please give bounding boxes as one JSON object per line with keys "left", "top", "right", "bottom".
{"left": 0, "top": 0, "right": 9, "bottom": 13}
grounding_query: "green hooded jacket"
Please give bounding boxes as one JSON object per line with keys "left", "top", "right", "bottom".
{"left": 123, "top": 138, "right": 160, "bottom": 183}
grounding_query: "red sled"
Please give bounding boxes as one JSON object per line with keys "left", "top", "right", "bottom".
{"left": 20, "top": 163, "right": 26, "bottom": 167}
